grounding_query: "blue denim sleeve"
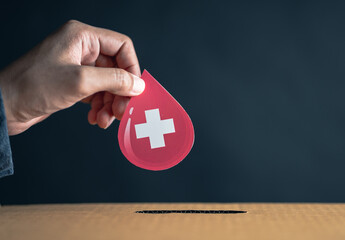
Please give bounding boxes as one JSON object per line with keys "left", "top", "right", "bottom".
{"left": 0, "top": 89, "right": 13, "bottom": 178}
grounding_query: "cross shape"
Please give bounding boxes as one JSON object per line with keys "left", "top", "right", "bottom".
{"left": 134, "top": 108, "right": 175, "bottom": 149}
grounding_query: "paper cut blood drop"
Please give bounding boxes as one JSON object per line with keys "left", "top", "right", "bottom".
{"left": 118, "top": 70, "right": 194, "bottom": 170}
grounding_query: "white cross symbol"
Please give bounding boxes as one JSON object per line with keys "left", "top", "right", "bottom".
{"left": 134, "top": 108, "right": 175, "bottom": 149}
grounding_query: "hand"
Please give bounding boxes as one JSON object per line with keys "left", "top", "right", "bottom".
{"left": 0, "top": 20, "right": 145, "bottom": 135}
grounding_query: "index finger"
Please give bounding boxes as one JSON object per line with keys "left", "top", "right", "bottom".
{"left": 92, "top": 26, "right": 141, "bottom": 77}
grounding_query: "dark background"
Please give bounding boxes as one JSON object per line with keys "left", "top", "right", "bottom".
{"left": 1, "top": 0, "right": 345, "bottom": 204}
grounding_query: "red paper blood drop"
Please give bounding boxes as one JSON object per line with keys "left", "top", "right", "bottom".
{"left": 118, "top": 70, "right": 194, "bottom": 170}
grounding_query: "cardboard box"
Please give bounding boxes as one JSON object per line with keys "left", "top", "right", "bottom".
{"left": 1, "top": 203, "right": 345, "bottom": 239}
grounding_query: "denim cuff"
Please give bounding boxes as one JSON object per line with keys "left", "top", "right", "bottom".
{"left": 0, "top": 88, "right": 13, "bottom": 178}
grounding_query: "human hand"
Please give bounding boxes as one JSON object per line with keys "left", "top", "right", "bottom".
{"left": 0, "top": 20, "right": 145, "bottom": 135}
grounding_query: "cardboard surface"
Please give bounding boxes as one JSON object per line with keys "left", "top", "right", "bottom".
{"left": 1, "top": 203, "right": 345, "bottom": 240}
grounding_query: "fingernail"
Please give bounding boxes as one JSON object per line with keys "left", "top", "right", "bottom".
{"left": 104, "top": 117, "right": 115, "bottom": 129}
{"left": 103, "top": 122, "right": 110, "bottom": 129}
{"left": 131, "top": 76, "right": 145, "bottom": 95}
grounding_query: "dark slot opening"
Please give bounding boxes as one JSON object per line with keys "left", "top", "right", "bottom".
{"left": 135, "top": 210, "right": 246, "bottom": 214}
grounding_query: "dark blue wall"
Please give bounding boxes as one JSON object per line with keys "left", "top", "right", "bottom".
{"left": 1, "top": 0, "right": 345, "bottom": 203}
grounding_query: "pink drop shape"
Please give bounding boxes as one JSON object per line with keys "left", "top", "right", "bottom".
{"left": 118, "top": 70, "right": 194, "bottom": 171}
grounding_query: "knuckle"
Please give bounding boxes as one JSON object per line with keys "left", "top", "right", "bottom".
{"left": 63, "top": 20, "right": 87, "bottom": 40}
{"left": 121, "top": 34, "right": 134, "bottom": 47}
{"left": 114, "top": 69, "right": 132, "bottom": 92}
{"left": 63, "top": 19, "right": 81, "bottom": 32}
{"left": 66, "top": 19, "right": 80, "bottom": 26}
{"left": 121, "top": 33, "right": 130, "bottom": 41}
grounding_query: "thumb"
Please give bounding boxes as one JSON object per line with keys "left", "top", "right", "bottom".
{"left": 78, "top": 66, "right": 145, "bottom": 97}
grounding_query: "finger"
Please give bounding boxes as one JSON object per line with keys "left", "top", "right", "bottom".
{"left": 92, "top": 26, "right": 141, "bottom": 76}
{"left": 112, "top": 95, "right": 130, "bottom": 120}
{"left": 95, "top": 54, "right": 115, "bottom": 68}
{"left": 98, "top": 114, "right": 115, "bottom": 129}
{"left": 88, "top": 92, "right": 104, "bottom": 125}
{"left": 81, "top": 55, "right": 114, "bottom": 105}
{"left": 79, "top": 66, "right": 145, "bottom": 98}
{"left": 97, "top": 92, "right": 115, "bottom": 129}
